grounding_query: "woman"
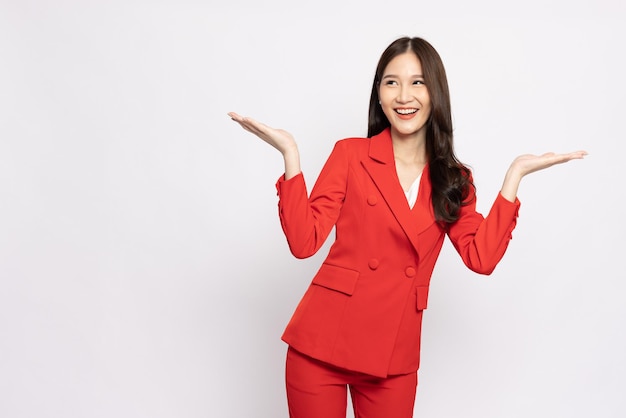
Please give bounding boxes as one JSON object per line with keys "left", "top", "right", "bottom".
{"left": 229, "top": 37, "right": 586, "bottom": 418}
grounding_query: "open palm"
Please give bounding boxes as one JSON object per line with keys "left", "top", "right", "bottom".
{"left": 228, "top": 112, "right": 296, "bottom": 155}
{"left": 511, "top": 151, "right": 588, "bottom": 177}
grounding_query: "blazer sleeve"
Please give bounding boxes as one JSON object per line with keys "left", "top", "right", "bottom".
{"left": 447, "top": 190, "right": 521, "bottom": 275}
{"left": 275, "top": 140, "right": 349, "bottom": 259}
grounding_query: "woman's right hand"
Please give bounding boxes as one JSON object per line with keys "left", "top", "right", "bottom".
{"left": 228, "top": 112, "right": 302, "bottom": 179}
{"left": 228, "top": 112, "right": 298, "bottom": 156}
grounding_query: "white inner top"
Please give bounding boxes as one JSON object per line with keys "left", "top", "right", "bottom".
{"left": 404, "top": 174, "right": 421, "bottom": 209}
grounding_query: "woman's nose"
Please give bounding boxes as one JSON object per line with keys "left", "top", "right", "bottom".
{"left": 397, "top": 85, "right": 411, "bottom": 103}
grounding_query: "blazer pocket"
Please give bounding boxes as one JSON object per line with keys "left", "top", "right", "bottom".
{"left": 311, "top": 263, "right": 359, "bottom": 296}
{"left": 416, "top": 286, "right": 430, "bottom": 311}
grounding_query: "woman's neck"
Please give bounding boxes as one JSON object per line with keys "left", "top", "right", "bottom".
{"left": 391, "top": 131, "right": 427, "bottom": 165}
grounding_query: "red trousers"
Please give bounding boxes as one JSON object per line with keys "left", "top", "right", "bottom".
{"left": 285, "top": 347, "right": 417, "bottom": 418}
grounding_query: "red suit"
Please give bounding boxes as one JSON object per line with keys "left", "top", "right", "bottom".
{"left": 276, "top": 128, "right": 520, "bottom": 379}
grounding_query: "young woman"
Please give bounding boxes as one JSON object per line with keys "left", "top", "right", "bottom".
{"left": 229, "top": 37, "right": 586, "bottom": 418}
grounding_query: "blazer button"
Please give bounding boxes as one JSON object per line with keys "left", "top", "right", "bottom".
{"left": 367, "top": 195, "right": 378, "bottom": 206}
{"left": 368, "top": 258, "right": 380, "bottom": 270}
{"left": 405, "top": 267, "right": 416, "bottom": 278}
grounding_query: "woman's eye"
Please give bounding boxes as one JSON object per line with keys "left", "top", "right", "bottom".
{"left": 413, "top": 80, "right": 425, "bottom": 85}
{"left": 385, "top": 80, "right": 398, "bottom": 86}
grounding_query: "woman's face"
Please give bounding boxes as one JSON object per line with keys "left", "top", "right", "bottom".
{"left": 378, "top": 52, "right": 432, "bottom": 140}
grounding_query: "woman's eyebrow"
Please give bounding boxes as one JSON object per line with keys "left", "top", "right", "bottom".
{"left": 381, "top": 74, "right": 424, "bottom": 79}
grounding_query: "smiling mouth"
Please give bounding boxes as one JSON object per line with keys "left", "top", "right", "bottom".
{"left": 395, "top": 108, "right": 418, "bottom": 115}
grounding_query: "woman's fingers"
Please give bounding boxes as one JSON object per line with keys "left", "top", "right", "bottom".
{"left": 513, "top": 150, "right": 588, "bottom": 176}
{"left": 228, "top": 112, "right": 297, "bottom": 154}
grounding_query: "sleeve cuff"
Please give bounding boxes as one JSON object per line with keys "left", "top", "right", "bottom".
{"left": 276, "top": 172, "right": 305, "bottom": 195}
{"left": 496, "top": 192, "right": 521, "bottom": 217}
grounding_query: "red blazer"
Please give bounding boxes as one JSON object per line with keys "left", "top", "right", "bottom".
{"left": 276, "top": 128, "right": 520, "bottom": 378}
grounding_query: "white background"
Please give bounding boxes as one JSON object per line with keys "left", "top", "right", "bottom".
{"left": 1, "top": 1, "right": 624, "bottom": 417}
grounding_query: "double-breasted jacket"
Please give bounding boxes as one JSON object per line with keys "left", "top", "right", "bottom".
{"left": 275, "top": 128, "right": 520, "bottom": 378}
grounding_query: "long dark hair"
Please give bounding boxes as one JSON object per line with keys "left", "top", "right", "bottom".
{"left": 368, "top": 37, "right": 474, "bottom": 223}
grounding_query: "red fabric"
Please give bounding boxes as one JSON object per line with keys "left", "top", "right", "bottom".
{"left": 277, "top": 128, "right": 520, "bottom": 378}
{"left": 286, "top": 347, "right": 417, "bottom": 418}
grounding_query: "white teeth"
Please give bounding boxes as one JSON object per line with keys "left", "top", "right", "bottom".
{"left": 396, "top": 109, "right": 417, "bottom": 115}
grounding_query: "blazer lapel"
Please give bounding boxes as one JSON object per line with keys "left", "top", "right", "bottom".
{"left": 361, "top": 129, "right": 436, "bottom": 256}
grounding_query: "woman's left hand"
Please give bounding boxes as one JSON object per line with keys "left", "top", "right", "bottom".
{"left": 500, "top": 150, "right": 587, "bottom": 202}
{"left": 509, "top": 150, "right": 588, "bottom": 178}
